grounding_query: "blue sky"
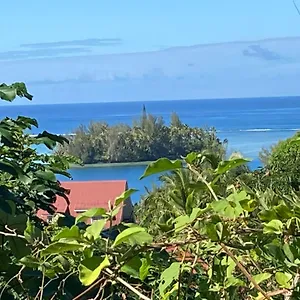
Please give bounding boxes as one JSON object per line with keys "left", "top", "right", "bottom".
{"left": 2, "top": 0, "right": 300, "bottom": 104}
{"left": 2, "top": 0, "right": 300, "bottom": 53}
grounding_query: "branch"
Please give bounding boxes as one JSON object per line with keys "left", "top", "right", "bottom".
{"left": 0, "top": 230, "right": 25, "bottom": 239}
{"left": 51, "top": 272, "right": 78, "bottom": 300}
{"left": 0, "top": 266, "right": 25, "bottom": 299}
{"left": 220, "top": 243, "right": 271, "bottom": 300}
{"left": 188, "top": 165, "right": 219, "bottom": 201}
{"left": 257, "top": 289, "right": 289, "bottom": 300}
{"left": 73, "top": 277, "right": 104, "bottom": 300}
{"left": 39, "top": 272, "right": 45, "bottom": 300}
{"left": 105, "top": 268, "right": 151, "bottom": 300}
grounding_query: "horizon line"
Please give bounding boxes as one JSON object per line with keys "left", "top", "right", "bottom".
{"left": 2, "top": 94, "right": 300, "bottom": 107}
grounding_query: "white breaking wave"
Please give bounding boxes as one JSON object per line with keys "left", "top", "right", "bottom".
{"left": 240, "top": 129, "right": 272, "bottom": 132}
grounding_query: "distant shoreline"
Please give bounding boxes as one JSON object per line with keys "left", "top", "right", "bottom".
{"left": 70, "top": 161, "right": 153, "bottom": 169}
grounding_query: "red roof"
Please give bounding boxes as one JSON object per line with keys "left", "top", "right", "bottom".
{"left": 38, "top": 180, "right": 130, "bottom": 225}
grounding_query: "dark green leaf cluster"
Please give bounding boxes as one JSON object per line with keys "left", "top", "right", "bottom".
{"left": 258, "top": 133, "right": 300, "bottom": 192}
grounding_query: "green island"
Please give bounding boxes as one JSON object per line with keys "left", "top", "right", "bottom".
{"left": 1, "top": 82, "right": 300, "bottom": 299}
{"left": 57, "top": 105, "right": 226, "bottom": 165}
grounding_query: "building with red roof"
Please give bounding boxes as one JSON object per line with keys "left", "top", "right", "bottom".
{"left": 38, "top": 180, "right": 135, "bottom": 226}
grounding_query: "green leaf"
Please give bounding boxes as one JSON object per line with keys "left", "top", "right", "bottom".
{"left": 216, "top": 222, "right": 223, "bottom": 240}
{"left": 174, "top": 215, "right": 190, "bottom": 232}
{"left": 240, "top": 198, "right": 257, "bottom": 212}
{"left": 0, "top": 83, "right": 32, "bottom": 101}
{"left": 35, "top": 170, "right": 57, "bottom": 182}
{"left": 211, "top": 199, "right": 228, "bottom": 214}
{"left": 110, "top": 206, "right": 120, "bottom": 218}
{"left": 34, "top": 131, "right": 69, "bottom": 149}
{"left": 113, "top": 226, "right": 153, "bottom": 247}
{"left": 24, "top": 219, "right": 41, "bottom": 242}
{"left": 52, "top": 225, "right": 80, "bottom": 241}
{"left": 115, "top": 188, "right": 137, "bottom": 206}
{"left": 17, "top": 116, "right": 38, "bottom": 128}
{"left": 161, "top": 283, "right": 179, "bottom": 300}
{"left": 184, "top": 152, "right": 198, "bottom": 164}
{"left": 0, "top": 126, "right": 14, "bottom": 144}
{"left": 251, "top": 273, "right": 272, "bottom": 287}
{"left": 19, "top": 256, "right": 40, "bottom": 269}
{"left": 11, "top": 82, "right": 33, "bottom": 100}
{"left": 41, "top": 241, "right": 84, "bottom": 256}
{"left": 225, "top": 257, "right": 236, "bottom": 278}
{"left": 189, "top": 206, "right": 209, "bottom": 223}
{"left": 263, "top": 220, "right": 283, "bottom": 235}
{"left": 224, "top": 276, "right": 245, "bottom": 288}
{"left": 274, "top": 204, "right": 293, "bottom": 219}
{"left": 211, "top": 200, "right": 235, "bottom": 218}
{"left": 8, "top": 237, "right": 30, "bottom": 259}
{"left": 215, "top": 158, "right": 250, "bottom": 175}
{"left": 79, "top": 256, "right": 110, "bottom": 286}
{"left": 206, "top": 223, "right": 219, "bottom": 241}
{"left": 275, "top": 272, "right": 293, "bottom": 288}
{"left": 0, "top": 160, "right": 27, "bottom": 182}
{"left": 159, "top": 262, "right": 181, "bottom": 296}
{"left": 140, "top": 158, "right": 182, "bottom": 179}
{"left": 139, "top": 254, "right": 151, "bottom": 281}
{"left": 185, "top": 191, "right": 195, "bottom": 215}
{"left": 211, "top": 193, "right": 245, "bottom": 219}
{"left": 121, "top": 256, "right": 141, "bottom": 279}
{"left": 76, "top": 208, "right": 106, "bottom": 224}
{"left": 283, "top": 244, "right": 294, "bottom": 263}
{"left": 259, "top": 210, "right": 278, "bottom": 222}
{"left": 0, "top": 85, "right": 17, "bottom": 101}
{"left": 86, "top": 219, "right": 106, "bottom": 239}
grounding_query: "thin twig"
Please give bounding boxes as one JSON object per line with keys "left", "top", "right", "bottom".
{"left": 220, "top": 243, "right": 271, "bottom": 300}
{"left": 105, "top": 268, "right": 151, "bottom": 300}
{"left": 0, "top": 230, "right": 25, "bottom": 239}
{"left": 39, "top": 271, "right": 45, "bottom": 300}
{"left": 50, "top": 271, "right": 77, "bottom": 300}
{"left": 0, "top": 266, "right": 25, "bottom": 299}
{"left": 34, "top": 270, "right": 45, "bottom": 300}
{"left": 94, "top": 280, "right": 107, "bottom": 300}
{"left": 188, "top": 165, "right": 219, "bottom": 201}
{"left": 73, "top": 277, "right": 105, "bottom": 300}
{"left": 177, "top": 251, "right": 186, "bottom": 299}
{"left": 257, "top": 289, "right": 289, "bottom": 299}
{"left": 293, "top": 0, "right": 300, "bottom": 15}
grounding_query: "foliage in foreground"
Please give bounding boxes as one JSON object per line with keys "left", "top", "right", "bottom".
{"left": 3, "top": 150, "right": 300, "bottom": 299}
{"left": 1, "top": 83, "right": 300, "bottom": 299}
{"left": 260, "top": 133, "right": 300, "bottom": 192}
{"left": 57, "top": 106, "right": 226, "bottom": 164}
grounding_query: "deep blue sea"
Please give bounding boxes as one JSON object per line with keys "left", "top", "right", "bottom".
{"left": 2, "top": 96, "right": 300, "bottom": 202}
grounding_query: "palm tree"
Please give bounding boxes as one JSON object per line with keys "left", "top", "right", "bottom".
{"left": 160, "top": 168, "right": 193, "bottom": 214}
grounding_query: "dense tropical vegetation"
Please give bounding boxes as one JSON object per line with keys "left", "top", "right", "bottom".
{"left": 1, "top": 82, "right": 300, "bottom": 299}
{"left": 57, "top": 106, "right": 226, "bottom": 164}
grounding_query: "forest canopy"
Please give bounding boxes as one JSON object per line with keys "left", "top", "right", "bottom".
{"left": 58, "top": 107, "right": 226, "bottom": 164}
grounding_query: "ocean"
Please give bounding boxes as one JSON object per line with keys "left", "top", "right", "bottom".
{"left": 2, "top": 96, "right": 300, "bottom": 202}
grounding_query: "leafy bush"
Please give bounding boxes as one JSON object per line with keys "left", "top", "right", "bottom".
{"left": 262, "top": 133, "right": 300, "bottom": 191}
